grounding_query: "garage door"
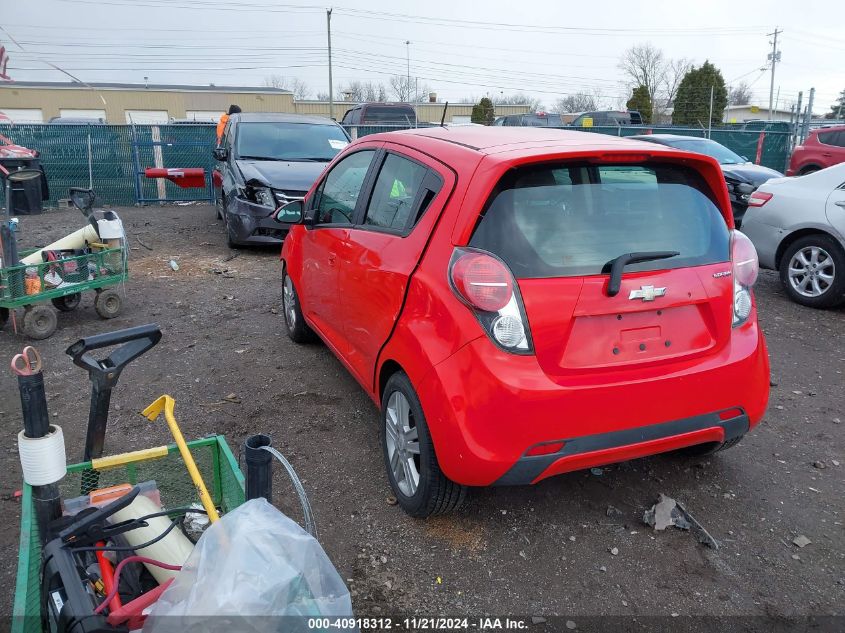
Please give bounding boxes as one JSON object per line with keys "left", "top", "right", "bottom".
{"left": 184, "top": 110, "right": 222, "bottom": 122}
{"left": 59, "top": 108, "right": 107, "bottom": 121}
{"left": 125, "top": 110, "right": 169, "bottom": 124}
{"left": 0, "top": 108, "right": 44, "bottom": 123}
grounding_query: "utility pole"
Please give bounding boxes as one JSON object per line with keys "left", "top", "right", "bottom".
{"left": 767, "top": 27, "right": 782, "bottom": 120}
{"left": 405, "top": 40, "right": 411, "bottom": 103}
{"left": 795, "top": 91, "right": 803, "bottom": 145}
{"left": 327, "top": 8, "right": 334, "bottom": 120}
{"left": 801, "top": 87, "right": 815, "bottom": 144}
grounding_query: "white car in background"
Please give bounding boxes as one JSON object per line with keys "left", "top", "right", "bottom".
{"left": 742, "top": 163, "right": 845, "bottom": 308}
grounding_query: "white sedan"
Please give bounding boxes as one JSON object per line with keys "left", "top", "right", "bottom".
{"left": 742, "top": 163, "right": 845, "bottom": 308}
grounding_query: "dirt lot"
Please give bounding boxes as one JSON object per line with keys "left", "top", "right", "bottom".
{"left": 1, "top": 205, "right": 843, "bottom": 626}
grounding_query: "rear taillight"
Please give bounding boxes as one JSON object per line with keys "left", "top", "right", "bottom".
{"left": 731, "top": 230, "right": 759, "bottom": 327}
{"left": 747, "top": 191, "right": 772, "bottom": 207}
{"left": 449, "top": 248, "right": 532, "bottom": 353}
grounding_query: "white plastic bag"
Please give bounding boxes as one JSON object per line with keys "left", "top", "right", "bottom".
{"left": 144, "top": 498, "right": 353, "bottom": 632}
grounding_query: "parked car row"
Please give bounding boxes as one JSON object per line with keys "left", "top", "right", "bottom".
{"left": 494, "top": 110, "right": 644, "bottom": 127}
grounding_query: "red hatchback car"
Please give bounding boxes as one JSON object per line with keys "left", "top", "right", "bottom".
{"left": 787, "top": 125, "right": 845, "bottom": 176}
{"left": 275, "top": 127, "right": 770, "bottom": 517}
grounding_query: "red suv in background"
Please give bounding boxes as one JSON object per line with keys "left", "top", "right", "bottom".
{"left": 787, "top": 125, "right": 845, "bottom": 175}
{"left": 275, "top": 128, "right": 770, "bottom": 517}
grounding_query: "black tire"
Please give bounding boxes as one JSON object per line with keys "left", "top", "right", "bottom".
{"left": 778, "top": 234, "right": 845, "bottom": 308}
{"left": 22, "top": 305, "right": 57, "bottom": 340}
{"left": 51, "top": 292, "right": 81, "bottom": 312}
{"left": 675, "top": 435, "right": 744, "bottom": 458}
{"left": 0, "top": 307, "right": 9, "bottom": 330}
{"left": 381, "top": 371, "right": 467, "bottom": 518}
{"left": 798, "top": 165, "right": 820, "bottom": 176}
{"left": 282, "top": 269, "right": 316, "bottom": 343}
{"left": 94, "top": 289, "right": 122, "bottom": 319}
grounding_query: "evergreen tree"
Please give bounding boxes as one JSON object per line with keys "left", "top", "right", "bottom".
{"left": 672, "top": 61, "right": 728, "bottom": 127}
{"left": 626, "top": 85, "right": 653, "bottom": 124}
{"left": 471, "top": 97, "right": 495, "bottom": 125}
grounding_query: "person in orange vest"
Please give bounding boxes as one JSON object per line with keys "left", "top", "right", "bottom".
{"left": 216, "top": 104, "right": 241, "bottom": 145}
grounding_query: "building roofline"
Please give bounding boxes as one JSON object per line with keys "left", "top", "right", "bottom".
{"left": 0, "top": 81, "right": 291, "bottom": 94}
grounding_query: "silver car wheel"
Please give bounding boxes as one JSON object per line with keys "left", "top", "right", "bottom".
{"left": 283, "top": 275, "right": 296, "bottom": 329}
{"left": 385, "top": 391, "right": 421, "bottom": 497}
{"left": 788, "top": 246, "right": 835, "bottom": 298}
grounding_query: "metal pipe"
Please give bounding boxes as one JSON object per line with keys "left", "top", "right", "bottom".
{"left": 244, "top": 434, "right": 273, "bottom": 502}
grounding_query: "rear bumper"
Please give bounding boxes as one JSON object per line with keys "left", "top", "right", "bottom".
{"left": 227, "top": 198, "right": 287, "bottom": 244}
{"left": 495, "top": 411, "right": 748, "bottom": 485}
{"left": 417, "top": 320, "right": 769, "bottom": 487}
{"left": 739, "top": 218, "right": 782, "bottom": 270}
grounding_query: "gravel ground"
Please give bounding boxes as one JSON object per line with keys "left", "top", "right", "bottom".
{"left": 1, "top": 205, "right": 843, "bottom": 628}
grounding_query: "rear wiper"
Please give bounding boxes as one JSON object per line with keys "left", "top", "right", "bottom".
{"left": 605, "top": 251, "right": 680, "bottom": 297}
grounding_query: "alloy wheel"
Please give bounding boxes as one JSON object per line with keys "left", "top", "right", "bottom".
{"left": 385, "top": 391, "right": 421, "bottom": 497}
{"left": 283, "top": 276, "right": 296, "bottom": 329}
{"left": 788, "top": 246, "right": 835, "bottom": 298}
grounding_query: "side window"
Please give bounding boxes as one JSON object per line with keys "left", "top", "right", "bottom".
{"left": 818, "top": 131, "right": 836, "bottom": 146}
{"left": 834, "top": 131, "right": 845, "bottom": 148}
{"left": 363, "top": 154, "right": 430, "bottom": 232}
{"left": 314, "top": 150, "right": 375, "bottom": 226}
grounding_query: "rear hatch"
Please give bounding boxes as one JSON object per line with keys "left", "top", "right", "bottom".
{"left": 468, "top": 160, "right": 733, "bottom": 381}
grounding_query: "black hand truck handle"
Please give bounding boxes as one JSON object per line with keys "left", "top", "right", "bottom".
{"left": 66, "top": 324, "right": 162, "bottom": 465}
{"left": 66, "top": 324, "right": 162, "bottom": 389}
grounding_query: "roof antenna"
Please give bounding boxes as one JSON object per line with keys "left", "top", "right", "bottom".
{"left": 440, "top": 101, "right": 449, "bottom": 127}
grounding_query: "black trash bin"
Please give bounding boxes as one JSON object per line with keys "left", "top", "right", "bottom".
{"left": 1, "top": 158, "right": 49, "bottom": 215}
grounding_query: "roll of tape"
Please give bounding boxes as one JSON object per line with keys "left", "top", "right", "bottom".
{"left": 18, "top": 425, "right": 67, "bottom": 486}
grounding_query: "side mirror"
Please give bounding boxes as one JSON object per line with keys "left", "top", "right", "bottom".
{"left": 274, "top": 199, "right": 304, "bottom": 224}
{"left": 213, "top": 147, "right": 229, "bottom": 161}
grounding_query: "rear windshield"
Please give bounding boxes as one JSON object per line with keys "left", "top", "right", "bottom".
{"left": 470, "top": 163, "right": 730, "bottom": 279}
{"left": 362, "top": 106, "right": 416, "bottom": 124}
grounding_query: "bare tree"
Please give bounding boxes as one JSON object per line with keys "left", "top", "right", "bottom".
{"left": 657, "top": 57, "right": 692, "bottom": 120}
{"left": 337, "top": 81, "right": 388, "bottom": 102}
{"left": 262, "top": 74, "right": 311, "bottom": 100}
{"left": 494, "top": 92, "right": 542, "bottom": 112}
{"left": 728, "top": 81, "right": 754, "bottom": 106}
{"left": 618, "top": 44, "right": 667, "bottom": 108}
{"left": 552, "top": 92, "right": 598, "bottom": 113}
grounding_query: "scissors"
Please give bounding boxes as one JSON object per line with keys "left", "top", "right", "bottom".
{"left": 11, "top": 346, "right": 42, "bottom": 376}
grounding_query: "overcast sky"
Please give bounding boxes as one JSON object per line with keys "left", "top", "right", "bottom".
{"left": 3, "top": 0, "right": 843, "bottom": 113}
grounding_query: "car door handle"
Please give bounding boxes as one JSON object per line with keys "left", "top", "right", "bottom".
{"left": 328, "top": 253, "right": 336, "bottom": 266}
{"left": 836, "top": 201, "right": 845, "bottom": 208}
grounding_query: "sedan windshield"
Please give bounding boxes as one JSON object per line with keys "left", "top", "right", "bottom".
{"left": 664, "top": 139, "right": 746, "bottom": 165}
{"left": 236, "top": 122, "right": 348, "bottom": 161}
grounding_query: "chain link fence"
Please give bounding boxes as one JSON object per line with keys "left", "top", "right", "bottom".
{"left": 1, "top": 123, "right": 793, "bottom": 208}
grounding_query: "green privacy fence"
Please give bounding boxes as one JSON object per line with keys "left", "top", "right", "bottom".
{"left": 0, "top": 123, "right": 217, "bottom": 207}
{"left": 0, "top": 123, "right": 792, "bottom": 208}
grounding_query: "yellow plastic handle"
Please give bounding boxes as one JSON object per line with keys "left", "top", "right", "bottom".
{"left": 142, "top": 395, "right": 220, "bottom": 522}
{"left": 91, "top": 445, "right": 169, "bottom": 471}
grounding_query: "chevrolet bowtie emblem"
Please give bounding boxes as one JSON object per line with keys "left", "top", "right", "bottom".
{"left": 628, "top": 285, "right": 666, "bottom": 301}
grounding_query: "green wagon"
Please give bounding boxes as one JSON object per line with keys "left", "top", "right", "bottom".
{"left": 12, "top": 435, "right": 246, "bottom": 633}
{"left": 0, "top": 246, "right": 128, "bottom": 339}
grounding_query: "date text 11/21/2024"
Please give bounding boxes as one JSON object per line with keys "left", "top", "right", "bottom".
{"left": 307, "top": 617, "right": 534, "bottom": 630}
